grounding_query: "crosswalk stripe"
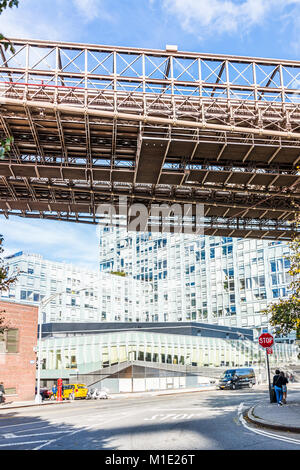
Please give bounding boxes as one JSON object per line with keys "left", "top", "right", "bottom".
{"left": 0, "top": 440, "right": 48, "bottom": 447}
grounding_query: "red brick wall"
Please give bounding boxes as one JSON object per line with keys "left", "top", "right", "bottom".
{"left": 0, "top": 300, "right": 38, "bottom": 402}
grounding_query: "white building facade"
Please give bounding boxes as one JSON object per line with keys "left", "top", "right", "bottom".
{"left": 99, "top": 227, "right": 292, "bottom": 338}
{"left": 38, "top": 326, "right": 298, "bottom": 389}
{"left": 2, "top": 251, "right": 151, "bottom": 324}
{"left": 2, "top": 231, "right": 294, "bottom": 342}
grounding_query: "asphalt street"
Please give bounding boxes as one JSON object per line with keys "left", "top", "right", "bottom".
{"left": 0, "top": 388, "right": 300, "bottom": 451}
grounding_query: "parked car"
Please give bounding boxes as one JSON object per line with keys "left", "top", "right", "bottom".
{"left": 42, "top": 388, "right": 53, "bottom": 400}
{"left": 218, "top": 368, "right": 256, "bottom": 390}
{"left": 35, "top": 387, "right": 52, "bottom": 400}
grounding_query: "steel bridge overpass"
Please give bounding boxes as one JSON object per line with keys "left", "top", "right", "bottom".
{"left": 0, "top": 38, "right": 300, "bottom": 239}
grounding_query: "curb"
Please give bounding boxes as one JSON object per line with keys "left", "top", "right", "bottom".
{"left": 0, "top": 400, "right": 71, "bottom": 410}
{"left": 246, "top": 405, "right": 300, "bottom": 434}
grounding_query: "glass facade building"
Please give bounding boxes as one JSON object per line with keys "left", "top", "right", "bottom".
{"left": 2, "top": 252, "right": 151, "bottom": 324}
{"left": 99, "top": 227, "right": 293, "bottom": 339}
{"left": 38, "top": 324, "right": 298, "bottom": 387}
{"left": 2, "top": 231, "right": 294, "bottom": 342}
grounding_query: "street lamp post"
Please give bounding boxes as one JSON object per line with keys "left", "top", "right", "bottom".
{"left": 35, "top": 291, "right": 64, "bottom": 404}
{"left": 184, "top": 354, "right": 191, "bottom": 390}
{"left": 128, "top": 350, "right": 135, "bottom": 392}
{"left": 35, "top": 303, "right": 43, "bottom": 404}
{"left": 34, "top": 283, "right": 97, "bottom": 404}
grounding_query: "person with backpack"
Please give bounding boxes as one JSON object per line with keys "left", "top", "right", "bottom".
{"left": 280, "top": 371, "right": 289, "bottom": 404}
{"left": 273, "top": 369, "right": 284, "bottom": 406}
{"left": 0, "top": 382, "right": 5, "bottom": 404}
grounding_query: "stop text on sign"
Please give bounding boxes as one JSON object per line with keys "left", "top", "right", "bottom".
{"left": 258, "top": 333, "right": 274, "bottom": 348}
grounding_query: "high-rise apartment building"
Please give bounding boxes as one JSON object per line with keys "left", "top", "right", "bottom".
{"left": 2, "top": 251, "right": 151, "bottom": 323}
{"left": 99, "top": 227, "right": 292, "bottom": 338}
{"left": 2, "top": 230, "right": 294, "bottom": 341}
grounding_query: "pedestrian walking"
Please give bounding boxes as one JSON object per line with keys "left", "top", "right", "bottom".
{"left": 0, "top": 382, "right": 5, "bottom": 404}
{"left": 280, "top": 371, "right": 289, "bottom": 404}
{"left": 272, "top": 369, "right": 284, "bottom": 406}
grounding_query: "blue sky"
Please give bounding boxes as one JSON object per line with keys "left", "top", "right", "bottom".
{"left": 1, "top": 0, "right": 300, "bottom": 58}
{"left": 0, "top": 0, "right": 300, "bottom": 267}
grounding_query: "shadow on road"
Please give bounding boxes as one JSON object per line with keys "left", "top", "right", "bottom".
{"left": 0, "top": 388, "right": 274, "bottom": 450}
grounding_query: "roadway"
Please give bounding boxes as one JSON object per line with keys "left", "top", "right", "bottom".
{"left": 0, "top": 388, "right": 299, "bottom": 451}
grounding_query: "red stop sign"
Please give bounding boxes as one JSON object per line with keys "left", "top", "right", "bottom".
{"left": 259, "top": 333, "right": 274, "bottom": 348}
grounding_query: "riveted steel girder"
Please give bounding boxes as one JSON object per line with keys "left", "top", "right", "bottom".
{"left": 0, "top": 38, "right": 300, "bottom": 238}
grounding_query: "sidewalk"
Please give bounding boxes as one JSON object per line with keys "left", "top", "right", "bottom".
{"left": 0, "top": 399, "right": 69, "bottom": 410}
{"left": 246, "top": 385, "right": 300, "bottom": 434}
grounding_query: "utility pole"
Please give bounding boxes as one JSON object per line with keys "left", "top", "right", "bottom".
{"left": 266, "top": 349, "right": 273, "bottom": 403}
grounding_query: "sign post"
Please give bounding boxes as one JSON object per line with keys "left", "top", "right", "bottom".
{"left": 258, "top": 333, "right": 274, "bottom": 403}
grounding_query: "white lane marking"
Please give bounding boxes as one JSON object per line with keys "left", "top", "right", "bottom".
{"left": 0, "top": 420, "right": 48, "bottom": 429}
{"left": 33, "top": 410, "right": 139, "bottom": 450}
{"left": 4, "top": 425, "right": 68, "bottom": 435}
{"left": 0, "top": 410, "right": 131, "bottom": 450}
{"left": 154, "top": 408, "right": 203, "bottom": 410}
{"left": 1, "top": 430, "right": 72, "bottom": 439}
{"left": 0, "top": 410, "right": 120, "bottom": 430}
{"left": 0, "top": 440, "right": 48, "bottom": 447}
{"left": 237, "top": 402, "right": 245, "bottom": 414}
{"left": 145, "top": 413, "right": 202, "bottom": 421}
{"left": 238, "top": 402, "right": 300, "bottom": 446}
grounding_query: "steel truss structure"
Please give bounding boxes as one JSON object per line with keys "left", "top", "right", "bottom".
{"left": 0, "top": 38, "right": 300, "bottom": 239}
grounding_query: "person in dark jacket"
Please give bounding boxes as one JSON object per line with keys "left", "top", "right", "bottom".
{"left": 280, "top": 371, "right": 289, "bottom": 404}
{"left": 0, "top": 382, "right": 5, "bottom": 404}
{"left": 273, "top": 369, "right": 284, "bottom": 406}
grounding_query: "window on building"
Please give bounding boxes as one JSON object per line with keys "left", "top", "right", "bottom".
{"left": 0, "top": 329, "right": 19, "bottom": 353}
{"left": 20, "top": 290, "right": 27, "bottom": 300}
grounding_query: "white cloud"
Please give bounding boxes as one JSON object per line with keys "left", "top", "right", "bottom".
{"left": 73, "top": 0, "right": 100, "bottom": 20}
{"left": 0, "top": 0, "right": 74, "bottom": 41}
{"left": 72, "top": 0, "right": 114, "bottom": 23}
{"left": 0, "top": 217, "right": 99, "bottom": 270}
{"left": 160, "top": 0, "right": 300, "bottom": 39}
{"left": 0, "top": 0, "right": 113, "bottom": 42}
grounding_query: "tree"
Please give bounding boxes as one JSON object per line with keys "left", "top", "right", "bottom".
{"left": 0, "top": 235, "right": 18, "bottom": 291}
{"left": 0, "top": 1, "right": 19, "bottom": 53}
{"left": 0, "top": 235, "right": 18, "bottom": 332}
{"left": 110, "top": 271, "right": 126, "bottom": 277}
{"left": 0, "top": 308, "right": 8, "bottom": 333}
{"left": 261, "top": 229, "right": 300, "bottom": 340}
{"left": 0, "top": 0, "right": 19, "bottom": 160}
{"left": 0, "top": 135, "right": 13, "bottom": 159}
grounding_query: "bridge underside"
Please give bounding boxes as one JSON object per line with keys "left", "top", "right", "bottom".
{"left": 0, "top": 39, "right": 300, "bottom": 240}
